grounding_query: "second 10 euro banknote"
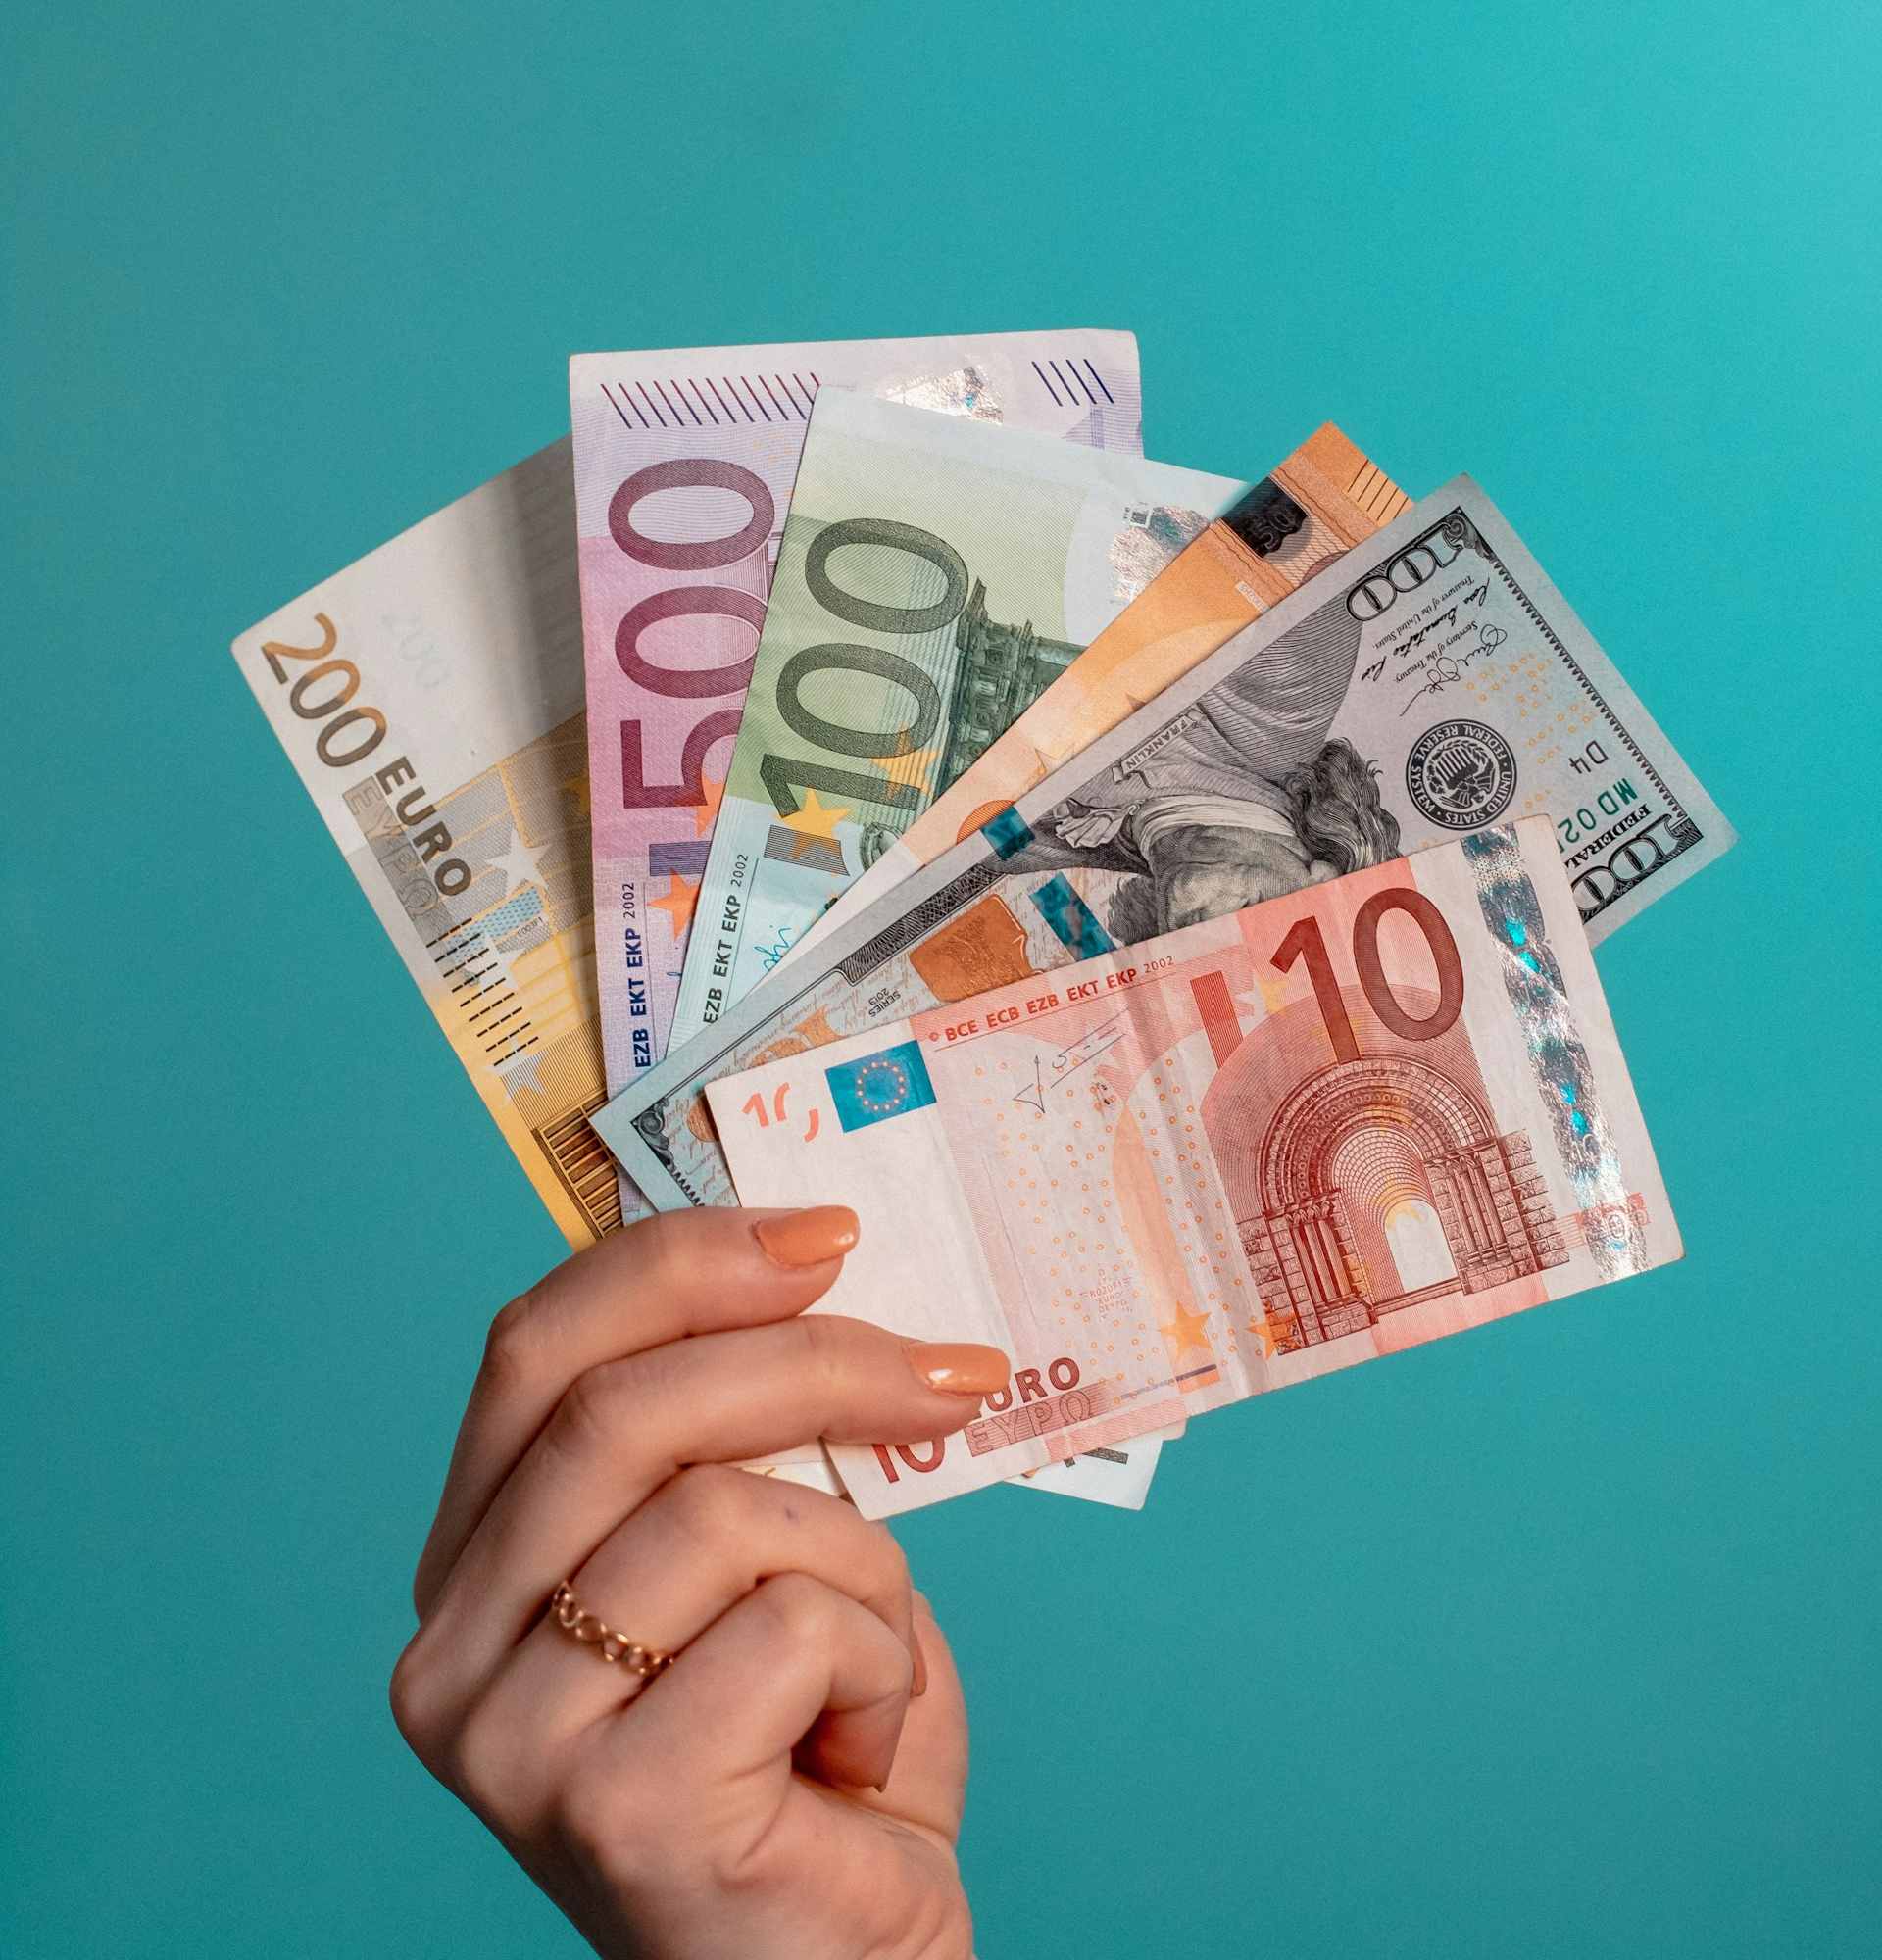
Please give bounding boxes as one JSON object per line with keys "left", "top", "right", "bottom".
{"left": 707, "top": 816, "right": 1682, "bottom": 1517}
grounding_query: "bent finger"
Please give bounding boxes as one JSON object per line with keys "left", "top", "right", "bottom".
{"left": 603, "top": 1572, "right": 916, "bottom": 1796}
{"left": 415, "top": 1204, "right": 858, "bottom": 1615}
{"left": 420, "top": 1316, "right": 1005, "bottom": 1690}
{"left": 478, "top": 1466, "right": 923, "bottom": 1745}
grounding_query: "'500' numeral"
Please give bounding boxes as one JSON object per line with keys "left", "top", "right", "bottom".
{"left": 609, "top": 460, "right": 772, "bottom": 809}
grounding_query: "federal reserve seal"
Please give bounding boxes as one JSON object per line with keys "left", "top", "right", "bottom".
{"left": 1406, "top": 719, "right": 1517, "bottom": 828}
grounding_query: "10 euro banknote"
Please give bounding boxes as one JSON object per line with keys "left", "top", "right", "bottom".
{"left": 707, "top": 816, "right": 1681, "bottom": 1515}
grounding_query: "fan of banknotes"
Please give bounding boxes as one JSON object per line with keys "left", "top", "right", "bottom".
{"left": 234, "top": 327, "right": 1734, "bottom": 1518}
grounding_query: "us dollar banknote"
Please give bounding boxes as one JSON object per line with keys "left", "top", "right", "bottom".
{"left": 571, "top": 329, "right": 1146, "bottom": 1102}
{"left": 595, "top": 478, "right": 1734, "bottom": 1211}
{"left": 664, "top": 391, "right": 1249, "bottom": 1051}
{"left": 706, "top": 816, "right": 1682, "bottom": 1516}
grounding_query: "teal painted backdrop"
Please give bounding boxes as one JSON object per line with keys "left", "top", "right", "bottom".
{"left": 6, "top": 3, "right": 1878, "bottom": 1954}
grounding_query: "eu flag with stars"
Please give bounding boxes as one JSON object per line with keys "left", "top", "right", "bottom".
{"left": 825, "top": 1040, "right": 937, "bottom": 1133}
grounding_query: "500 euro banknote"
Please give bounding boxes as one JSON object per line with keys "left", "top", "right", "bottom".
{"left": 707, "top": 816, "right": 1681, "bottom": 1516}
{"left": 571, "top": 329, "right": 1146, "bottom": 1109}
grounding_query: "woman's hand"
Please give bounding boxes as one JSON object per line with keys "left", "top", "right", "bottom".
{"left": 390, "top": 1205, "right": 1008, "bottom": 1960}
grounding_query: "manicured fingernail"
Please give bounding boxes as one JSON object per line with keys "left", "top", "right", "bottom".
{"left": 907, "top": 1342, "right": 1010, "bottom": 1396}
{"left": 911, "top": 1628, "right": 929, "bottom": 1698}
{"left": 752, "top": 1205, "right": 859, "bottom": 1268}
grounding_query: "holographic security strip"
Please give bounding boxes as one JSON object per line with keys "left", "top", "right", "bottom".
{"left": 1462, "top": 825, "right": 1648, "bottom": 1281}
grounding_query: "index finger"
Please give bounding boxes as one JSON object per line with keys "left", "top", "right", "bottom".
{"left": 414, "top": 1205, "right": 859, "bottom": 1615}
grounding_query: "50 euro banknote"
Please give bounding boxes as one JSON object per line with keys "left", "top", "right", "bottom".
{"left": 707, "top": 815, "right": 1681, "bottom": 1516}
{"left": 571, "top": 328, "right": 1146, "bottom": 1103}
{"left": 595, "top": 477, "right": 1732, "bottom": 1214}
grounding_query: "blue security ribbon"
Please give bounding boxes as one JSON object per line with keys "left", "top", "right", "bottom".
{"left": 979, "top": 805, "right": 1035, "bottom": 859}
{"left": 1031, "top": 874, "right": 1115, "bottom": 959}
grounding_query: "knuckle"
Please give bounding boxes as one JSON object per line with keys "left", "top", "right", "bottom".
{"left": 789, "top": 1312, "right": 851, "bottom": 1401}
{"left": 480, "top": 1286, "right": 547, "bottom": 1393}
{"left": 387, "top": 1635, "right": 446, "bottom": 1759}
{"left": 450, "top": 1701, "right": 529, "bottom": 1826}
{"left": 661, "top": 1463, "right": 754, "bottom": 1544}
{"left": 555, "top": 1355, "right": 647, "bottom": 1459}
{"left": 870, "top": 1521, "right": 913, "bottom": 1590}
{"left": 755, "top": 1570, "right": 837, "bottom": 1646}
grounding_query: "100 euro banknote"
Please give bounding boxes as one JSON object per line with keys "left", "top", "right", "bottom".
{"left": 595, "top": 477, "right": 1733, "bottom": 1214}
{"left": 707, "top": 816, "right": 1681, "bottom": 1516}
{"left": 783, "top": 421, "right": 1409, "bottom": 969}
{"left": 665, "top": 391, "right": 1250, "bottom": 1049}
{"left": 571, "top": 329, "right": 1145, "bottom": 1104}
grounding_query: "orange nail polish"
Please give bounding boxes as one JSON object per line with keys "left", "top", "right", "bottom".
{"left": 752, "top": 1205, "right": 860, "bottom": 1268}
{"left": 907, "top": 1342, "right": 1010, "bottom": 1396}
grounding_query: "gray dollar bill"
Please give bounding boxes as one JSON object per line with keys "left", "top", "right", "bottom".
{"left": 595, "top": 476, "right": 1734, "bottom": 1211}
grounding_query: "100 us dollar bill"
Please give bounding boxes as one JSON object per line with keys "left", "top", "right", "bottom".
{"left": 664, "top": 391, "right": 1249, "bottom": 1051}
{"left": 707, "top": 816, "right": 1682, "bottom": 1516}
{"left": 595, "top": 477, "right": 1733, "bottom": 1212}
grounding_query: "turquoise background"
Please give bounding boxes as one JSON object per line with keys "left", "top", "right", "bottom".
{"left": 6, "top": 2, "right": 1879, "bottom": 1954}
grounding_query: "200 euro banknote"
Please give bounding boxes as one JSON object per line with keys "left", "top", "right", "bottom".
{"left": 232, "top": 441, "right": 624, "bottom": 1248}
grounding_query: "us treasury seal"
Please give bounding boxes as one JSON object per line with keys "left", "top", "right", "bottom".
{"left": 1406, "top": 719, "right": 1516, "bottom": 828}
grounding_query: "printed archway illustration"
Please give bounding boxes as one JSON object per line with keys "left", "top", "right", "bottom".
{"left": 1234, "top": 1054, "right": 1567, "bottom": 1351}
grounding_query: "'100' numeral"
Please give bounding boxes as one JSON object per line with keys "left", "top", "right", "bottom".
{"left": 758, "top": 518, "right": 968, "bottom": 823}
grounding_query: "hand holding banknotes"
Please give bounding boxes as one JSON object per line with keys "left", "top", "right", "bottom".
{"left": 390, "top": 1207, "right": 1006, "bottom": 1960}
